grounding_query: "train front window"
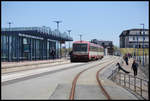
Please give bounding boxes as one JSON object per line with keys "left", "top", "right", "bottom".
{"left": 73, "top": 44, "right": 88, "bottom": 52}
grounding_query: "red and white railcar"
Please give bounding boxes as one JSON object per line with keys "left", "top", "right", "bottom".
{"left": 70, "top": 41, "right": 104, "bottom": 62}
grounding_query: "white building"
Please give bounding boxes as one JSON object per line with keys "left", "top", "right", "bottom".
{"left": 119, "top": 29, "right": 149, "bottom": 48}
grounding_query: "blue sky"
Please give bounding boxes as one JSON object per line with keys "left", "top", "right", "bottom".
{"left": 1, "top": 1, "right": 149, "bottom": 47}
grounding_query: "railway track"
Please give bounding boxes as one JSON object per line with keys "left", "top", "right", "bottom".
{"left": 2, "top": 56, "right": 113, "bottom": 85}
{"left": 2, "top": 56, "right": 111, "bottom": 74}
{"left": 69, "top": 57, "right": 119, "bottom": 100}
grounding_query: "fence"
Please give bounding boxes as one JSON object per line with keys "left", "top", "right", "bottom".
{"left": 111, "top": 68, "right": 149, "bottom": 100}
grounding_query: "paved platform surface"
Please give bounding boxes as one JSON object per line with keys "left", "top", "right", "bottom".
{"left": 49, "top": 59, "right": 141, "bottom": 100}
{"left": 2, "top": 63, "right": 85, "bottom": 83}
{"left": 1, "top": 58, "right": 70, "bottom": 74}
{"left": 99, "top": 62, "right": 140, "bottom": 100}
{"left": 1, "top": 56, "right": 147, "bottom": 100}
{"left": 50, "top": 82, "right": 139, "bottom": 100}
{"left": 2, "top": 58, "right": 69, "bottom": 68}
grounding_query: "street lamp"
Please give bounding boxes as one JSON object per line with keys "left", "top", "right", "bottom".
{"left": 136, "top": 32, "right": 139, "bottom": 61}
{"left": 8, "top": 22, "right": 12, "bottom": 29}
{"left": 7, "top": 22, "right": 13, "bottom": 62}
{"left": 53, "top": 21, "right": 62, "bottom": 31}
{"left": 79, "top": 34, "right": 82, "bottom": 41}
{"left": 140, "top": 23, "right": 145, "bottom": 66}
{"left": 134, "top": 44, "right": 136, "bottom": 59}
{"left": 67, "top": 30, "right": 72, "bottom": 53}
{"left": 53, "top": 20, "right": 62, "bottom": 58}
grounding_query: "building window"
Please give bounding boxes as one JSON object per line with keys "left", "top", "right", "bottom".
{"left": 1, "top": 35, "right": 8, "bottom": 61}
{"left": 133, "top": 36, "right": 135, "bottom": 40}
{"left": 145, "top": 45, "right": 148, "bottom": 48}
{"left": 23, "top": 38, "right": 27, "bottom": 44}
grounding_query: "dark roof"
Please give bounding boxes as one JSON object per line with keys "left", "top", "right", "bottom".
{"left": 119, "top": 28, "right": 149, "bottom": 37}
{"left": 91, "top": 39, "right": 112, "bottom": 43}
{"left": 91, "top": 39, "right": 113, "bottom": 47}
{"left": 125, "top": 28, "right": 148, "bottom": 31}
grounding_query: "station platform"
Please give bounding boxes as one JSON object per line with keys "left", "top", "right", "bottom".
{"left": 1, "top": 57, "right": 70, "bottom": 74}
{"left": 50, "top": 59, "right": 144, "bottom": 100}
{"left": 1, "top": 56, "right": 148, "bottom": 100}
{"left": 97, "top": 59, "right": 148, "bottom": 100}
{"left": 2, "top": 58, "right": 69, "bottom": 68}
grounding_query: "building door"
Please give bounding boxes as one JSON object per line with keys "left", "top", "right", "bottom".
{"left": 23, "top": 38, "right": 31, "bottom": 60}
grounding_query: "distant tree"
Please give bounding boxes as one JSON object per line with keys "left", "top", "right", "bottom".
{"left": 61, "top": 48, "right": 72, "bottom": 57}
{"left": 113, "top": 45, "right": 119, "bottom": 50}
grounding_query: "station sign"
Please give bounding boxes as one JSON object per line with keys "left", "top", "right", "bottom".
{"left": 19, "top": 33, "right": 43, "bottom": 40}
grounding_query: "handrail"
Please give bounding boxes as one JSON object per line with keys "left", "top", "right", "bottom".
{"left": 111, "top": 67, "right": 149, "bottom": 100}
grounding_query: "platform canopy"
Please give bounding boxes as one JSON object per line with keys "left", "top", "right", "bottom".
{"left": 1, "top": 26, "right": 73, "bottom": 41}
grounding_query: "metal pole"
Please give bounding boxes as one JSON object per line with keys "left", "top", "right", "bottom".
{"left": 134, "top": 45, "right": 136, "bottom": 60}
{"left": 137, "top": 32, "right": 139, "bottom": 61}
{"left": 8, "top": 22, "right": 11, "bottom": 29}
{"left": 129, "top": 75, "right": 130, "bottom": 88}
{"left": 79, "top": 34, "right": 82, "bottom": 41}
{"left": 69, "top": 35, "right": 70, "bottom": 53}
{"left": 67, "top": 30, "right": 71, "bottom": 53}
{"left": 8, "top": 22, "right": 12, "bottom": 62}
{"left": 143, "top": 25, "right": 145, "bottom": 66}
{"left": 119, "top": 73, "right": 121, "bottom": 85}
{"left": 53, "top": 21, "right": 62, "bottom": 59}
{"left": 140, "top": 24, "right": 145, "bottom": 66}
{"left": 112, "top": 70, "right": 114, "bottom": 81}
{"left": 124, "top": 73, "right": 126, "bottom": 86}
{"left": 148, "top": 81, "right": 149, "bottom": 99}
{"left": 57, "top": 22, "right": 59, "bottom": 30}
{"left": 134, "top": 77, "right": 136, "bottom": 92}
{"left": 140, "top": 79, "right": 142, "bottom": 96}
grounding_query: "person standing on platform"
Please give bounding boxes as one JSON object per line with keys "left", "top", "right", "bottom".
{"left": 51, "top": 48, "right": 55, "bottom": 60}
{"left": 131, "top": 60, "right": 139, "bottom": 76}
{"left": 124, "top": 55, "right": 129, "bottom": 65}
{"left": 69, "top": 50, "right": 73, "bottom": 57}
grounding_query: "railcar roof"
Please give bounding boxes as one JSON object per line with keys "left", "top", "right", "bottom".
{"left": 73, "top": 41, "right": 90, "bottom": 44}
{"left": 73, "top": 41, "right": 103, "bottom": 48}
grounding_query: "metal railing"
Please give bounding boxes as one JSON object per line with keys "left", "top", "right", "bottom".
{"left": 111, "top": 68, "right": 149, "bottom": 100}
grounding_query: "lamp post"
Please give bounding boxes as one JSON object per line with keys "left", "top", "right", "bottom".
{"left": 79, "top": 34, "right": 82, "bottom": 41}
{"left": 140, "top": 24, "right": 145, "bottom": 66}
{"left": 8, "top": 22, "right": 12, "bottom": 29}
{"left": 136, "top": 32, "right": 139, "bottom": 61}
{"left": 7, "top": 22, "right": 12, "bottom": 62}
{"left": 67, "top": 30, "right": 72, "bottom": 53}
{"left": 134, "top": 44, "right": 136, "bottom": 59}
{"left": 53, "top": 20, "right": 62, "bottom": 58}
